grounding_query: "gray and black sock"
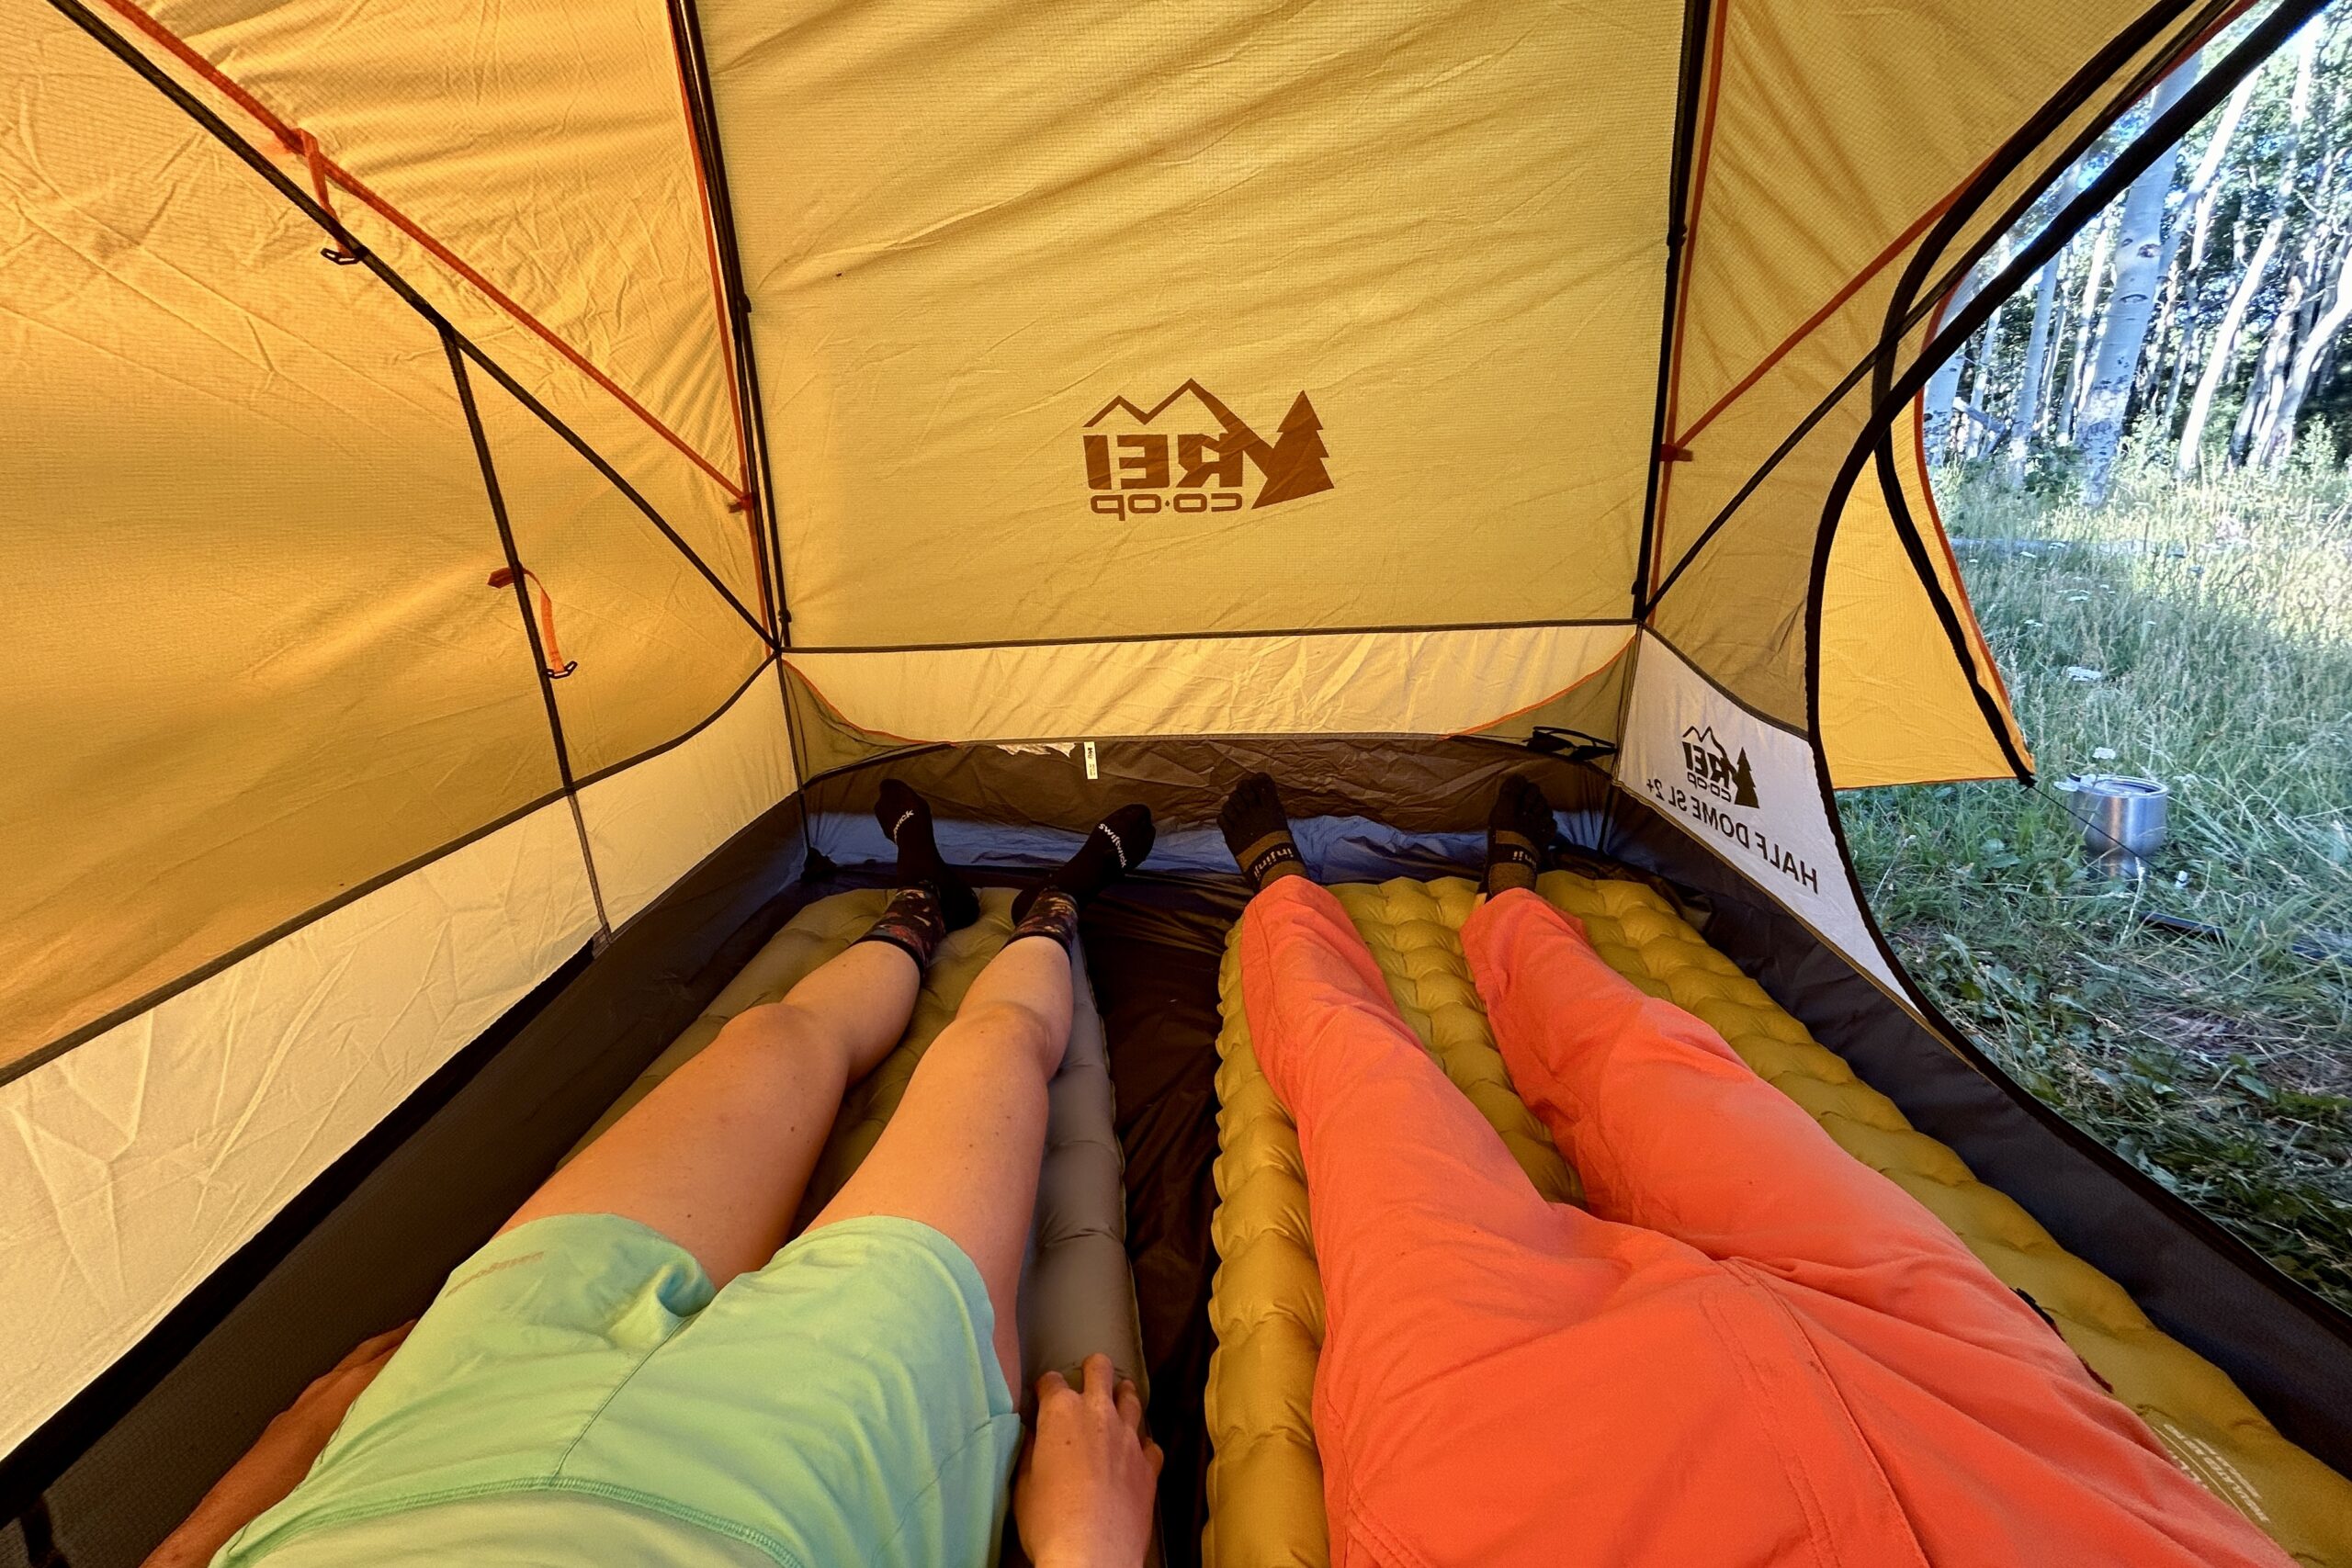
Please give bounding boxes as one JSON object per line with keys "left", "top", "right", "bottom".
{"left": 875, "top": 780, "right": 978, "bottom": 931}
{"left": 1219, "top": 773, "right": 1306, "bottom": 890}
{"left": 855, "top": 782, "right": 978, "bottom": 966}
{"left": 1485, "top": 773, "right": 1554, "bottom": 895}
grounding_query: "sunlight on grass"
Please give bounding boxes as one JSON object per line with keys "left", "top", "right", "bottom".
{"left": 1843, "top": 446, "right": 2352, "bottom": 1308}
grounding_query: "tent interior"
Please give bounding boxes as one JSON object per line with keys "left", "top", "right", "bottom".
{"left": 5, "top": 0, "right": 2351, "bottom": 1563}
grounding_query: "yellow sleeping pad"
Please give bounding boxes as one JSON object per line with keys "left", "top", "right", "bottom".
{"left": 1204, "top": 874, "right": 2352, "bottom": 1568}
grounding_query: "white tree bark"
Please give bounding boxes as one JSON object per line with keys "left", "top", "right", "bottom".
{"left": 2177, "top": 28, "right": 2320, "bottom": 477}
{"left": 1923, "top": 252, "right": 1999, "bottom": 461}
{"left": 2155, "top": 76, "right": 2258, "bottom": 451}
{"left": 2080, "top": 57, "right": 2198, "bottom": 504}
{"left": 2005, "top": 258, "right": 2063, "bottom": 488}
{"left": 2241, "top": 205, "right": 2331, "bottom": 465}
{"left": 2259, "top": 222, "right": 2352, "bottom": 466}
{"left": 2061, "top": 206, "right": 2119, "bottom": 437}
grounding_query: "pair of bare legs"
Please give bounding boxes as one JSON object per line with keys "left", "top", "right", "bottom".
{"left": 500, "top": 926, "right": 1069, "bottom": 1390}
{"left": 145, "top": 796, "right": 1164, "bottom": 1568}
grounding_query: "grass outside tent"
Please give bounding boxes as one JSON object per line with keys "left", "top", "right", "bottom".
{"left": 1841, "top": 446, "right": 2352, "bottom": 1312}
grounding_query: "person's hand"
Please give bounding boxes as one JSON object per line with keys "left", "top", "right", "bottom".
{"left": 1013, "top": 1352, "right": 1162, "bottom": 1568}
{"left": 141, "top": 1323, "right": 413, "bottom": 1568}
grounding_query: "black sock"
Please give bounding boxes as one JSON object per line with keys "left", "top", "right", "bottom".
{"left": 874, "top": 780, "right": 978, "bottom": 932}
{"left": 1011, "top": 804, "right": 1156, "bottom": 945}
{"left": 1486, "top": 773, "right": 1553, "bottom": 895}
{"left": 1219, "top": 773, "right": 1305, "bottom": 890}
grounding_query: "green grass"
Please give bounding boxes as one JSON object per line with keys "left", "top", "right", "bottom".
{"left": 1841, "top": 446, "right": 2352, "bottom": 1311}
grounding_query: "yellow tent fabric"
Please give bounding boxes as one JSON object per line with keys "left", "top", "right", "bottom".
{"left": 6, "top": 0, "right": 2305, "bottom": 1500}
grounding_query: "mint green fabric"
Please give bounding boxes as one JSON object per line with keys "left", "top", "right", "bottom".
{"left": 213, "top": 1213, "right": 1022, "bottom": 1568}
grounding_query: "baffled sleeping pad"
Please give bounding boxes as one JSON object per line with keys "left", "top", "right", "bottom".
{"left": 568, "top": 888, "right": 1145, "bottom": 1394}
{"left": 1204, "top": 874, "right": 2352, "bottom": 1568}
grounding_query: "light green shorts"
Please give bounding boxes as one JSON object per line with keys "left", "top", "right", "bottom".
{"left": 214, "top": 1213, "right": 1023, "bottom": 1568}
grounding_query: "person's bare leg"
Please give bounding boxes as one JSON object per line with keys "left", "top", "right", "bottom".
{"left": 501, "top": 939, "right": 921, "bottom": 1284}
{"left": 808, "top": 804, "right": 1156, "bottom": 1388}
{"left": 808, "top": 934, "right": 1069, "bottom": 1386}
{"left": 503, "top": 782, "right": 980, "bottom": 1284}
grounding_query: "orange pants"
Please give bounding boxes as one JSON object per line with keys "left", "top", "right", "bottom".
{"left": 1239, "top": 879, "right": 2288, "bottom": 1568}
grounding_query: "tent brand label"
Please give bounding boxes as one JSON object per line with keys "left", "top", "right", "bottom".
{"left": 1082, "top": 379, "right": 1332, "bottom": 517}
{"left": 1644, "top": 777, "right": 1820, "bottom": 896}
{"left": 1616, "top": 635, "right": 1904, "bottom": 996}
{"left": 1680, "top": 725, "right": 1759, "bottom": 808}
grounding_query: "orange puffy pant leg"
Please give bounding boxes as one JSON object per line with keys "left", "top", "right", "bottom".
{"left": 1240, "top": 878, "right": 2288, "bottom": 1568}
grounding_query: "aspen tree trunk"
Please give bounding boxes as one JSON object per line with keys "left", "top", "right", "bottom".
{"left": 2005, "top": 258, "right": 2063, "bottom": 488}
{"left": 2241, "top": 218, "right": 2327, "bottom": 465}
{"left": 2061, "top": 207, "right": 2118, "bottom": 438}
{"left": 2178, "top": 28, "right": 2319, "bottom": 476}
{"left": 2260, "top": 225, "right": 2352, "bottom": 467}
{"left": 2081, "top": 57, "right": 2197, "bottom": 504}
{"left": 2155, "top": 74, "right": 2257, "bottom": 454}
{"left": 1923, "top": 255, "right": 1997, "bottom": 460}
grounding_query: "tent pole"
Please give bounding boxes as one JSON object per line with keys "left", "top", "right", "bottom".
{"left": 664, "top": 0, "right": 809, "bottom": 785}
{"left": 1633, "top": 0, "right": 1715, "bottom": 621}
{"left": 441, "top": 327, "right": 615, "bottom": 945}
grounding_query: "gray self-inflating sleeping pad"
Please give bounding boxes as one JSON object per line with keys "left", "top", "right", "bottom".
{"left": 564, "top": 887, "right": 1148, "bottom": 1396}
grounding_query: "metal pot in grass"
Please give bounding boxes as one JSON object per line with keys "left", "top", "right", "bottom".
{"left": 2055, "top": 773, "right": 2170, "bottom": 880}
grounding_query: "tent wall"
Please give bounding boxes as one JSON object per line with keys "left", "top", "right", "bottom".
{"left": 1646, "top": 0, "right": 2227, "bottom": 724}
{"left": 2, "top": 3, "right": 562, "bottom": 1065}
{"left": 0, "top": 663, "right": 797, "bottom": 1471}
{"left": 577, "top": 665, "right": 797, "bottom": 925}
{"left": 784, "top": 624, "right": 1637, "bottom": 746}
{"left": 0, "top": 795, "right": 809, "bottom": 1567}
{"left": 112, "top": 0, "right": 763, "bottom": 599}
{"left": 0, "top": 803, "right": 597, "bottom": 1465}
{"left": 1614, "top": 630, "right": 1905, "bottom": 991}
{"left": 1820, "top": 405, "right": 2030, "bottom": 787}
{"left": 698, "top": 0, "right": 1680, "bottom": 648}
{"left": 3, "top": 0, "right": 789, "bottom": 1067}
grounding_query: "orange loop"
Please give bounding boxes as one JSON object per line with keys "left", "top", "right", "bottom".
{"left": 488, "top": 566, "right": 577, "bottom": 678}
{"left": 294, "top": 130, "right": 360, "bottom": 264}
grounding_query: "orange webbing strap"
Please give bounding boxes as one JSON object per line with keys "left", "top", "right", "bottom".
{"left": 293, "top": 130, "right": 359, "bottom": 265}
{"left": 487, "top": 566, "right": 576, "bottom": 678}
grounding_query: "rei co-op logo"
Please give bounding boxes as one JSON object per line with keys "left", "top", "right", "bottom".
{"left": 1681, "top": 726, "right": 1759, "bottom": 809}
{"left": 1082, "top": 379, "right": 1333, "bottom": 518}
